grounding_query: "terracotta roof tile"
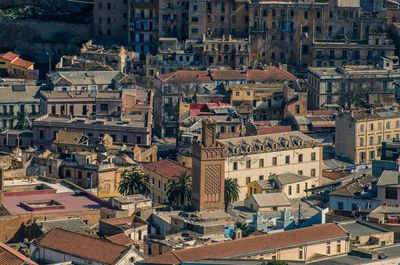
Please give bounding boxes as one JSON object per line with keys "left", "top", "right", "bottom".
{"left": 139, "top": 223, "right": 348, "bottom": 265}
{"left": 210, "top": 70, "right": 247, "bottom": 80}
{"left": 247, "top": 66, "right": 297, "bottom": 82}
{"left": 0, "top": 242, "right": 37, "bottom": 265}
{"left": 142, "top": 159, "right": 191, "bottom": 180}
{"left": 107, "top": 233, "right": 135, "bottom": 246}
{"left": 157, "top": 71, "right": 212, "bottom": 83}
{"left": 0, "top": 51, "right": 19, "bottom": 62}
{"left": 36, "top": 228, "right": 129, "bottom": 264}
{"left": 11, "top": 57, "right": 34, "bottom": 69}
{"left": 258, "top": 125, "right": 292, "bottom": 135}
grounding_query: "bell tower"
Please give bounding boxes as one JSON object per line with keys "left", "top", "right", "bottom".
{"left": 192, "top": 118, "right": 225, "bottom": 211}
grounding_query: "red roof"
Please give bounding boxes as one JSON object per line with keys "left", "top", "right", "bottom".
{"left": 259, "top": 125, "right": 292, "bottom": 135}
{"left": 139, "top": 223, "right": 348, "bottom": 265}
{"left": 157, "top": 70, "right": 212, "bottom": 83}
{"left": 107, "top": 233, "right": 135, "bottom": 246}
{"left": 247, "top": 66, "right": 297, "bottom": 82}
{"left": 11, "top": 57, "right": 34, "bottom": 69}
{"left": 0, "top": 241, "right": 38, "bottom": 265}
{"left": 210, "top": 70, "right": 247, "bottom": 80}
{"left": 0, "top": 51, "right": 19, "bottom": 61}
{"left": 142, "top": 159, "right": 191, "bottom": 180}
{"left": 36, "top": 228, "right": 129, "bottom": 264}
{"left": 310, "top": 110, "right": 337, "bottom": 116}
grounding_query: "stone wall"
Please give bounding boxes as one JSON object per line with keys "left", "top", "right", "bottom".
{"left": 0, "top": 19, "right": 92, "bottom": 60}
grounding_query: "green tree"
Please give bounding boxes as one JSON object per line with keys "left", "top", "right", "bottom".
{"left": 167, "top": 171, "right": 192, "bottom": 206}
{"left": 224, "top": 178, "right": 239, "bottom": 211}
{"left": 15, "top": 111, "right": 30, "bottom": 130}
{"left": 118, "top": 167, "right": 150, "bottom": 196}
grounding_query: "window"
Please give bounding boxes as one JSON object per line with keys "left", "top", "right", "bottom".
{"left": 136, "top": 136, "right": 142, "bottom": 144}
{"left": 351, "top": 203, "right": 357, "bottom": 211}
{"left": 386, "top": 121, "right": 391, "bottom": 129}
{"left": 378, "top": 135, "right": 382, "bottom": 144}
{"left": 285, "top": 155, "right": 290, "bottom": 164}
{"left": 298, "top": 170, "right": 303, "bottom": 175}
{"left": 233, "top": 162, "right": 238, "bottom": 170}
{"left": 39, "top": 130, "right": 44, "bottom": 139}
{"left": 337, "top": 201, "right": 343, "bottom": 210}
{"left": 51, "top": 105, "right": 56, "bottom": 114}
{"left": 246, "top": 160, "right": 251, "bottom": 169}
{"left": 336, "top": 243, "right": 341, "bottom": 253}
{"left": 311, "top": 169, "right": 316, "bottom": 177}
{"left": 100, "top": 104, "right": 109, "bottom": 111}
{"left": 288, "top": 185, "right": 292, "bottom": 195}
{"left": 298, "top": 154, "right": 303, "bottom": 162}
{"left": 326, "top": 243, "right": 331, "bottom": 254}
{"left": 246, "top": 177, "right": 251, "bottom": 184}
{"left": 369, "top": 150, "right": 375, "bottom": 160}
{"left": 360, "top": 124, "right": 364, "bottom": 132}
{"left": 378, "top": 122, "right": 382, "bottom": 130}
{"left": 369, "top": 136, "right": 374, "bottom": 145}
{"left": 259, "top": 175, "right": 264, "bottom": 180}
{"left": 385, "top": 187, "right": 398, "bottom": 200}
{"left": 296, "top": 184, "right": 300, "bottom": 193}
{"left": 311, "top": 152, "right": 316, "bottom": 161}
{"left": 123, "top": 135, "right": 128, "bottom": 143}
{"left": 359, "top": 137, "right": 364, "bottom": 147}
{"left": 298, "top": 248, "right": 303, "bottom": 259}
{"left": 370, "top": 123, "right": 374, "bottom": 131}
{"left": 259, "top": 159, "right": 264, "bottom": 167}
{"left": 272, "top": 157, "right": 277, "bottom": 165}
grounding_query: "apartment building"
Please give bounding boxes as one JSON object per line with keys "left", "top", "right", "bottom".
{"left": 335, "top": 109, "right": 400, "bottom": 164}
{"left": 93, "top": 0, "right": 129, "bottom": 45}
{"left": 0, "top": 85, "right": 40, "bottom": 130}
{"left": 142, "top": 159, "right": 191, "bottom": 204}
{"left": 47, "top": 71, "right": 134, "bottom": 91}
{"left": 130, "top": 0, "right": 159, "bottom": 59}
{"left": 158, "top": 0, "right": 189, "bottom": 40}
{"left": 32, "top": 113, "right": 152, "bottom": 149}
{"left": 249, "top": 0, "right": 394, "bottom": 68}
{"left": 307, "top": 58, "right": 400, "bottom": 109}
{"left": 217, "top": 131, "right": 322, "bottom": 200}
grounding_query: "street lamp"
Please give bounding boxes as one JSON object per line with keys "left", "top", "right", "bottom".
{"left": 46, "top": 52, "right": 53, "bottom": 73}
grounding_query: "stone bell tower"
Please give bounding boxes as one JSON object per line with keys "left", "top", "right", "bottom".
{"left": 192, "top": 118, "right": 226, "bottom": 211}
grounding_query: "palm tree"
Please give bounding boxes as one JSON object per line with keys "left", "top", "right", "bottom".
{"left": 167, "top": 171, "right": 192, "bottom": 207}
{"left": 224, "top": 178, "right": 239, "bottom": 211}
{"left": 15, "top": 111, "right": 30, "bottom": 130}
{"left": 118, "top": 167, "right": 150, "bottom": 196}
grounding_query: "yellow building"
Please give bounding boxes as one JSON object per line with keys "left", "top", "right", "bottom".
{"left": 142, "top": 159, "right": 191, "bottom": 204}
{"left": 0, "top": 52, "right": 34, "bottom": 78}
{"left": 218, "top": 131, "right": 323, "bottom": 200}
{"left": 247, "top": 173, "right": 318, "bottom": 199}
{"left": 335, "top": 109, "right": 400, "bottom": 164}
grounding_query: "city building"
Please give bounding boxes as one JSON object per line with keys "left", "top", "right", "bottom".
{"left": 0, "top": 85, "right": 40, "bottom": 130}
{"left": 307, "top": 59, "right": 400, "bottom": 109}
{"left": 0, "top": 51, "right": 35, "bottom": 78}
{"left": 47, "top": 70, "right": 134, "bottom": 91}
{"left": 138, "top": 223, "right": 349, "bottom": 265}
{"left": 130, "top": 0, "right": 159, "bottom": 59}
{"left": 217, "top": 131, "right": 323, "bottom": 200}
{"left": 244, "top": 192, "right": 291, "bottom": 212}
{"left": 335, "top": 109, "right": 400, "bottom": 164}
{"left": 377, "top": 170, "right": 400, "bottom": 207}
{"left": 142, "top": 159, "right": 191, "bottom": 204}
{"left": 329, "top": 174, "right": 379, "bottom": 215}
{"left": 32, "top": 228, "right": 144, "bottom": 265}
{"left": 154, "top": 67, "right": 299, "bottom": 137}
{"left": 32, "top": 112, "right": 152, "bottom": 149}
{"left": 0, "top": 241, "right": 37, "bottom": 265}
{"left": 249, "top": 0, "right": 395, "bottom": 69}
{"left": 92, "top": 0, "right": 129, "bottom": 45}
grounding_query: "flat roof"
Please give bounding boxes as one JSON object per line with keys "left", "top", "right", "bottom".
{"left": 339, "top": 222, "right": 388, "bottom": 237}
{"left": 3, "top": 190, "right": 105, "bottom": 215}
